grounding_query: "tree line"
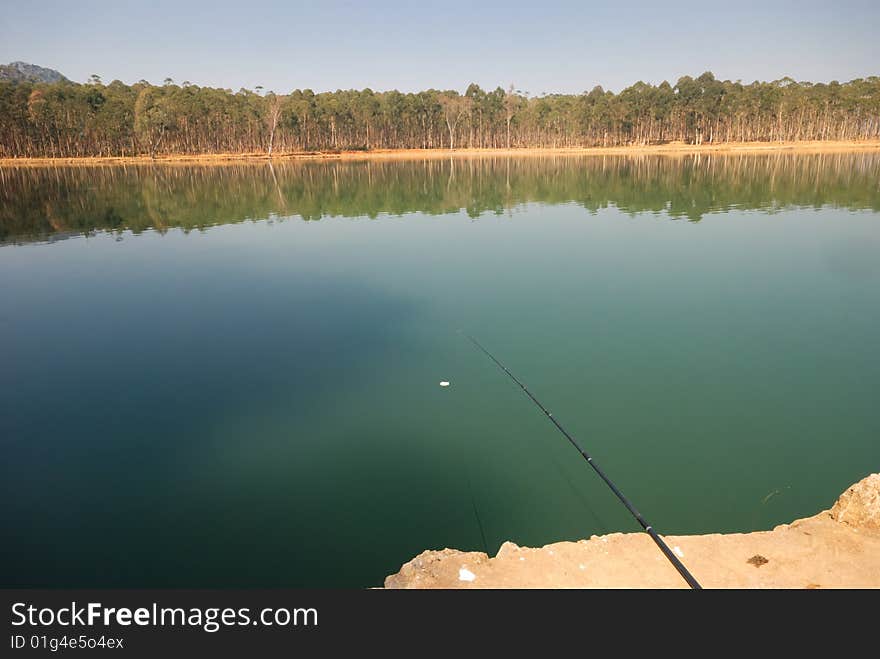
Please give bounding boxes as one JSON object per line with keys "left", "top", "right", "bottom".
{"left": 1, "top": 72, "right": 879, "bottom": 158}
{"left": 3, "top": 152, "right": 878, "bottom": 242}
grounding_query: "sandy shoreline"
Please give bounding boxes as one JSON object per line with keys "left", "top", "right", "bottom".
{"left": 385, "top": 474, "right": 880, "bottom": 589}
{"left": 2, "top": 140, "right": 880, "bottom": 168}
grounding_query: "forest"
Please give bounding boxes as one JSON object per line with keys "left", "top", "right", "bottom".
{"left": 0, "top": 72, "right": 879, "bottom": 157}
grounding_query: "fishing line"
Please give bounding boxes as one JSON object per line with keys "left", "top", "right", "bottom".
{"left": 461, "top": 331, "right": 702, "bottom": 589}
{"left": 546, "top": 451, "right": 610, "bottom": 535}
{"left": 465, "top": 470, "right": 490, "bottom": 555}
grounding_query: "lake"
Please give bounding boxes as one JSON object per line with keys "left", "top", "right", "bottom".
{"left": 1, "top": 153, "right": 878, "bottom": 587}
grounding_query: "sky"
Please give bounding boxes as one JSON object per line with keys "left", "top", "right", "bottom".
{"left": 1, "top": 0, "right": 878, "bottom": 94}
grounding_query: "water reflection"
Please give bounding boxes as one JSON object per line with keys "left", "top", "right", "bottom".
{"left": 2, "top": 152, "right": 879, "bottom": 244}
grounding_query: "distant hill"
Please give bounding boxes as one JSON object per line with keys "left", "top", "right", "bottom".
{"left": 0, "top": 61, "right": 68, "bottom": 83}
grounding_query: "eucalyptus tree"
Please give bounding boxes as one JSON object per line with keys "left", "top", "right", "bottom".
{"left": 1, "top": 72, "right": 879, "bottom": 157}
{"left": 264, "top": 92, "right": 284, "bottom": 155}
{"left": 134, "top": 86, "right": 176, "bottom": 157}
{"left": 439, "top": 91, "right": 469, "bottom": 149}
{"left": 503, "top": 84, "right": 521, "bottom": 148}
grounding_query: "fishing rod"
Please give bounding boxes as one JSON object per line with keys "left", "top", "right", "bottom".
{"left": 462, "top": 332, "right": 702, "bottom": 590}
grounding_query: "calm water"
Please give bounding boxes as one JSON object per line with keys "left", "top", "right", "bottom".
{"left": 1, "top": 154, "right": 878, "bottom": 587}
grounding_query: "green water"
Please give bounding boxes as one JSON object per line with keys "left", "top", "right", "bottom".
{"left": 1, "top": 154, "right": 878, "bottom": 587}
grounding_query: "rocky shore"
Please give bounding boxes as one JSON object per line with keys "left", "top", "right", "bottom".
{"left": 385, "top": 473, "right": 880, "bottom": 588}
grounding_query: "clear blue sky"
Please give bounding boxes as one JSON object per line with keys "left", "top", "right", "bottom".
{"left": 1, "top": 0, "right": 877, "bottom": 94}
